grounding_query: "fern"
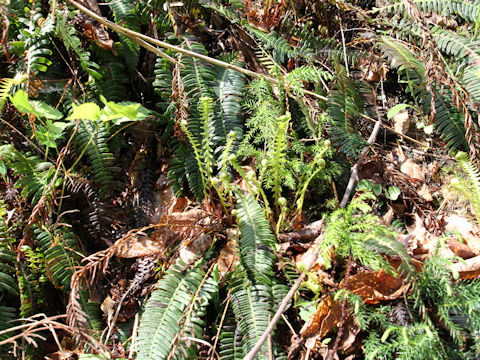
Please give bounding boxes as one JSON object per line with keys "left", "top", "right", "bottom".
{"left": 35, "top": 226, "right": 80, "bottom": 291}
{"left": 235, "top": 192, "right": 277, "bottom": 283}
{"left": 106, "top": 0, "right": 140, "bottom": 72}
{"left": 230, "top": 284, "right": 272, "bottom": 358}
{"left": 11, "top": 152, "right": 58, "bottom": 206}
{"left": 376, "top": 0, "right": 480, "bottom": 24}
{"left": 453, "top": 151, "right": 480, "bottom": 225}
{"left": 321, "top": 192, "right": 416, "bottom": 278}
{"left": 55, "top": 13, "right": 101, "bottom": 80}
{"left": 327, "top": 66, "right": 369, "bottom": 159}
{"left": 74, "top": 120, "right": 116, "bottom": 192}
{"left": 137, "top": 261, "right": 217, "bottom": 360}
{"left": 270, "top": 113, "right": 290, "bottom": 208}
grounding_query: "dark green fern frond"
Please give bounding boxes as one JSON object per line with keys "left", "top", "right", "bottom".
{"left": 213, "top": 54, "right": 245, "bottom": 153}
{"left": 235, "top": 192, "right": 276, "bottom": 283}
{"left": 107, "top": 0, "right": 140, "bottom": 71}
{"left": 35, "top": 226, "right": 80, "bottom": 291}
{"left": 434, "top": 94, "right": 468, "bottom": 151}
{"left": 327, "top": 68, "right": 368, "bottom": 159}
{"left": 11, "top": 152, "right": 58, "bottom": 206}
{"left": 55, "top": 13, "right": 101, "bottom": 80}
{"left": 230, "top": 284, "right": 272, "bottom": 359}
{"left": 137, "top": 261, "right": 217, "bottom": 360}
{"left": 74, "top": 120, "right": 116, "bottom": 192}
{"left": 375, "top": 0, "right": 480, "bottom": 24}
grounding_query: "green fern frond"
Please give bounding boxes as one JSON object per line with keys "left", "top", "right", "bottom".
{"left": 235, "top": 192, "right": 276, "bottom": 283}
{"left": 55, "top": 13, "right": 101, "bottom": 80}
{"left": 434, "top": 94, "right": 468, "bottom": 151}
{"left": 137, "top": 261, "right": 217, "bottom": 360}
{"left": 74, "top": 120, "right": 116, "bottom": 192}
{"left": 454, "top": 151, "right": 480, "bottom": 225}
{"left": 213, "top": 54, "right": 245, "bottom": 153}
{"left": 380, "top": 36, "right": 425, "bottom": 80}
{"left": 270, "top": 113, "right": 290, "bottom": 208}
{"left": 11, "top": 152, "right": 58, "bottom": 206}
{"left": 230, "top": 285, "right": 272, "bottom": 359}
{"left": 327, "top": 71, "right": 368, "bottom": 159}
{"left": 375, "top": 0, "right": 480, "bottom": 24}
{"left": 35, "top": 226, "right": 80, "bottom": 290}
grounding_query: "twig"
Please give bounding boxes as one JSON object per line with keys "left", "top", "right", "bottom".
{"left": 65, "top": 0, "right": 327, "bottom": 101}
{"left": 340, "top": 108, "right": 383, "bottom": 209}
{"left": 243, "top": 237, "right": 323, "bottom": 360}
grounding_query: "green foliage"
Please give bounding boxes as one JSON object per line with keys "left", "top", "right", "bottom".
{"left": 137, "top": 261, "right": 218, "bottom": 360}
{"left": 321, "top": 192, "right": 416, "bottom": 278}
{"left": 452, "top": 151, "right": 480, "bottom": 225}
{"left": 327, "top": 65, "right": 369, "bottom": 159}
{"left": 11, "top": 152, "right": 58, "bottom": 206}
{"left": 35, "top": 226, "right": 80, "bottom": 291}
{"left": 54, "top": 13, "right": 101, "bottom": 80}
{"left": 363, "top": 252, "right": 480, "bottom": 360}
{"left": 235, "top": 192, "right": 277, "bottom": 282}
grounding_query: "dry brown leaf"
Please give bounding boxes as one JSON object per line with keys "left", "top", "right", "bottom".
{"left": 393, "top": 110, "right": 410, "bottom": 135}
{"left": 179, "top": 234, "right": 212, "bottom": 263}
{"left": 407, "top": 213, "right": 438, "bottom": 255}
{"left": 114, "top": 230, "right": 177, "bottom": 258}
{"left": 445, "top": 215, "right": 480, "bottom": 255}
{"left": 300, "top": 295, "right": 344, "bottom": 339}
{"left": 217, "top": 228, "right": 239, "bottom": 276}
{"left": 418, "top": 183, "right": 433, "bottom": 202}
{"left": 449, "top": 255, "right": 480, "bottom": 279}
{"left": 344, "top": 270, "right": 409, "bottom": 304}
{"left": 447, "top": 238, "right": 476, "bottom": 259}
{"left": 400, "top": 158, "right": 425, "bottom": 181}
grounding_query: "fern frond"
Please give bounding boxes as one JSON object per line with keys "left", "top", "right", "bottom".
{"left": 137, "top": 261, "right": 217, "bottom": 360}
{"left": 74, "top": 120, "right": 116, "bottom": 192}
{"left": 434, "top": 94, "right": 468, "bottom": 151}
{"left": 235, "top": 192, "right": 276, "bottom": 283}
{"left": 376, "top": 0, "right": 480, "bottom": 24}
{"left": 35, "top": 226, "right": 80, "bottom": 290}
{"left": 213, "top": 54, "right": 245, "bottom": 153}
{"left": 327, "top": 77, "right": 368, "bottom": 159}
{"left": 12, "top": 152, "right": 58, "bottom": 206}
{"left": 230, "top": 285, "right": 272, "bottom": 359}
{"left": 455, "top": 151, "right": 480, "bottom": 225}
{"left": 55, "top": 13, "right": 101, "bottom": 80}
{"left": 270, "top": 113, "right": 290, "bottom": 207}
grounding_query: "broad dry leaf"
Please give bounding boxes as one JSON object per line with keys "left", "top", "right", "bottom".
{"left": 400, "top": 158, "right": 425, "bottom": 181}
{"left": 449, "top": 255, "right": 480, "bottom": 279}
{"left": 344, "top": 270, "right": 409, "bottom": 304}
{"left": 393, "top": 110, "right": 410, "bottom": 134}
{"left": 179, "top": 234, "right": 212, "bottom": 263}
{"left": 114, "top": 230, "right": 177, "bottom": 258}
{"left": 217, "top": 228, "right": 239, "bottom": 277}
{"left": 418, "top": 183, "right": 433, "bottom": 202}
{"left": 445, "top": 215, "right": 480, "bottom": 255}
{"left": 300, "top": 295, "right": 344, "bottom": 339}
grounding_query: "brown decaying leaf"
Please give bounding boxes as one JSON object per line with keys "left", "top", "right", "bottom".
{"left": 300, "top": 295, "right": 344, "bottom": 339}
{"left": 344, "top": 270, "right": 410, "bottom": 304}
{"left": 393, "top": 110, "right": 410, "bottom": 135}
{"left": 445, "top": 215, "right": 480, "bottom": 255}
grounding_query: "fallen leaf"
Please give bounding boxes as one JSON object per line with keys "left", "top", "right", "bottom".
{"left": 344, "top": 270, "right": 409, "bottom": 304}
{"left": 300, "top": 295, "right": 344, "bottom": 339}
{"left": 449, "top": 255, "right": 480, "bottom": 279}
{"left": 418, "top": 183, "right": 433, "bottom": 202}
{"left": 400, "top": 158, "right": 425, "bottom": 181}
{"left": 445, "top": 215, "right": 480, "bottom": 255}
{"left": 179, "top": 234, "right": 212, "bottom": 263}
{"left": 447, "top": 238, "right": 475, "bottom": 259}
{"left": 393, "top": 110, "right": 410, "bottom": 134}
{"left": 114, "top": 230, "right": 177, "bottom": 258}
{"left": 217, "top": 228, "right": 239, "bottom": 276}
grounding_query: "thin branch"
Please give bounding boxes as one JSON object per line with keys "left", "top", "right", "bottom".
{"left": 340, "top": 108, "right": 383, "bottom": 209}
{"left": 243, "top": 237, "right": 322, "bottom": 360}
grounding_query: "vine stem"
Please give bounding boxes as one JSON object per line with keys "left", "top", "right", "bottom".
{"left": 243, "top": 237, "right": 322, "bottom": 360}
